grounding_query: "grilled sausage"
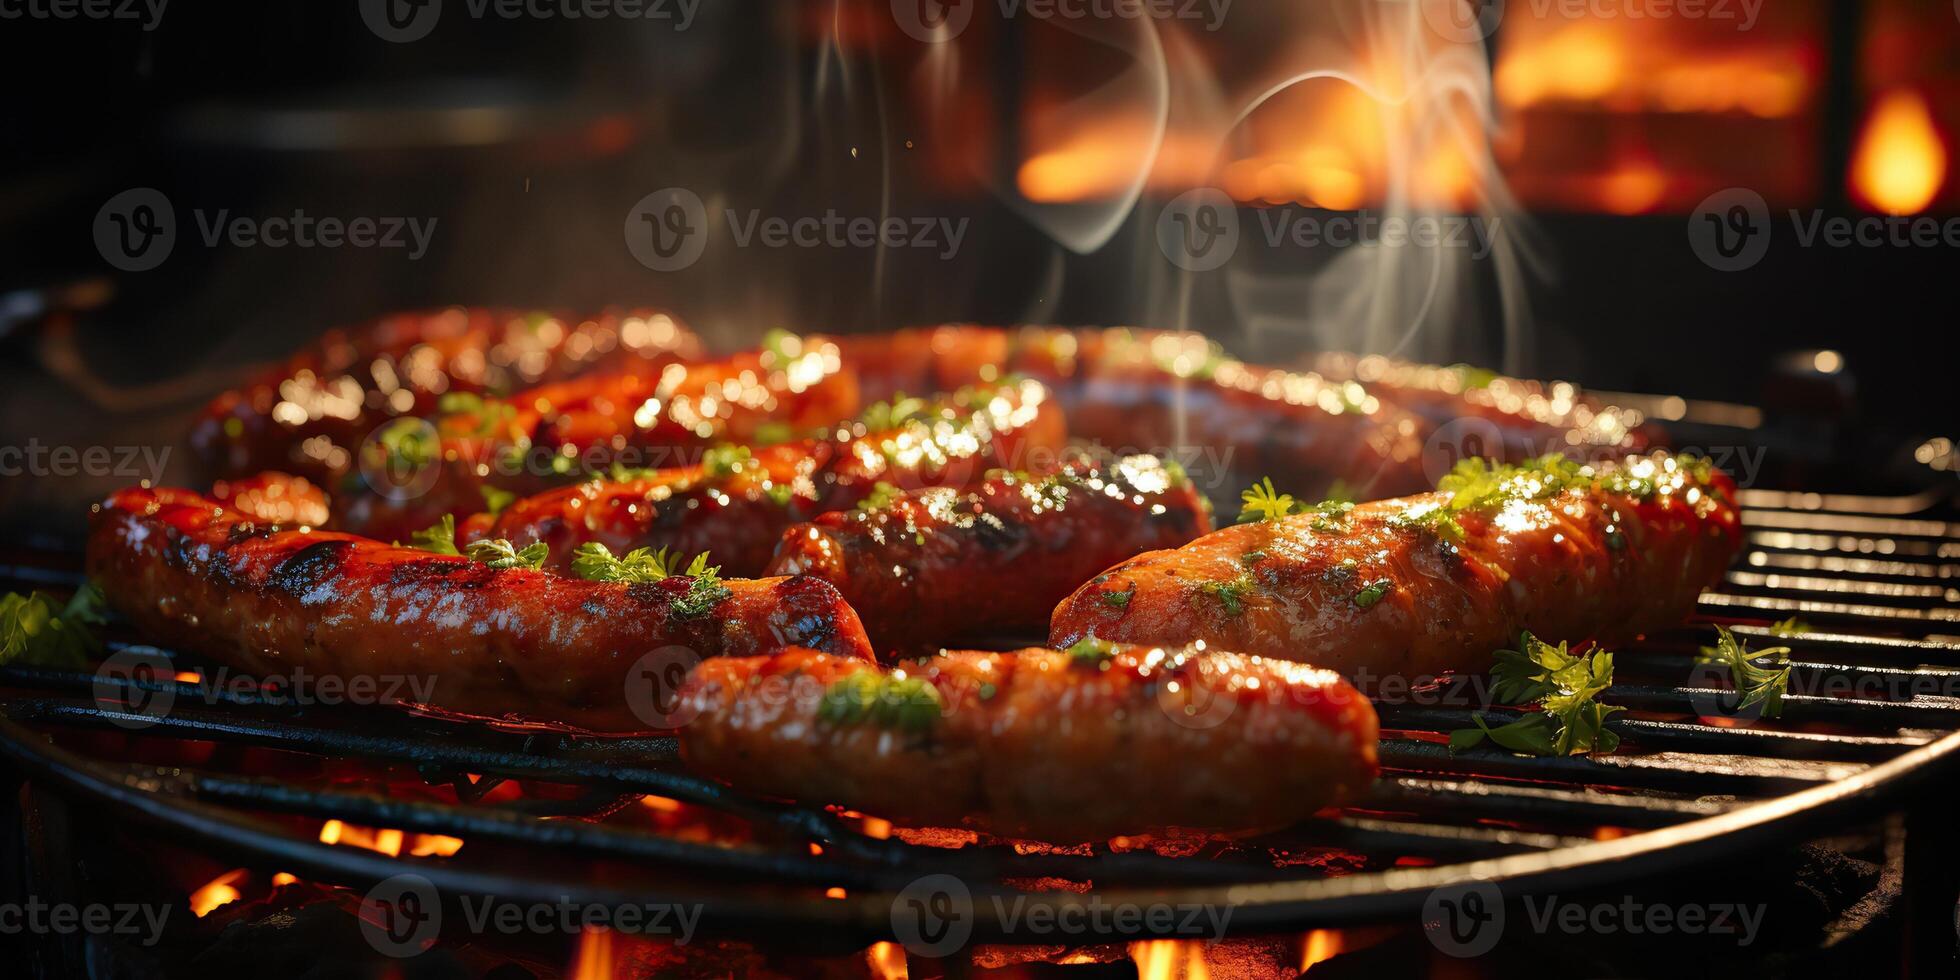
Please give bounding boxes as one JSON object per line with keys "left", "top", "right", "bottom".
{"left": 677, "top": 644, "right": 1379, "bottom": 840}
{"left": 765, "top": 453, "right": 1212, "bottom": 653}
{"left": 458, "top": 379, "right": 1067, "bottom": 579}
{"left": 1050, "top": 453, "right": 1742, "bottom": 683}
{"left": 335, "top": 334, "right": 863, "bottom": 542}
{"left": 191, "top": 308, "right": 700, "bottom": 484}
{"left": 86, "top": 486, "right": 873, "bottom": 732}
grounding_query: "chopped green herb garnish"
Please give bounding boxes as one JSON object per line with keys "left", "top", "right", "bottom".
{"left": 1198, "top": 572, "right": 1256, "bottom": 616}
{"left": 464, "top": 538, "right": 549, "bottom": 570}
{"left": 571, "top": 542, "right": 688, "bottom": 583}
{"left": 668, "top": 554, "right": 730, "bottom": 619}
{"left": 1065, "top": 636, "right": 1117, "bottom": 665}
{"left": 701, "top": 445, "right": 754, "bottom": 478}
{"left": 817, "top": 670, "right": 942, "bottom": 732}
{"left": 408, "top": 514, "right": 461, "bottom": 555}
{"left": 1238, "top": 550, "right": 1267, "bottom": 566}
{"left": 760, "top": 327, "right": 803, "bottom": 365}
{"left": 606, "top": 462, "right": 666, "bottom": 484}
{"left": 854, "top": 482, "right": 906, "bottom": 513}
{"left": 751, "top": 421, "right": 795, "bottom": 447}
{"left": 1695, "top": 625, "right": 1793, "bottom": 719}
{"left": 859, "top": 393, "right": 931, "bottom": 432}
{"left": 764, "top": 483, "right": 795, "bottom": 508}
{"left": 374, "top": 417, "right": 438, "bottom": 469}
{"left": 1100, "top": 584, "right": 1135, "bottom": 609}
{"left": 480, "top": 484, "right": 516, "bottom": 517}
{"left": 0, "top": 585, "right": 106, "bottom": 669}
{"left": 1449, "top": 632, "right": 1624, "bottom": 756}
{"left": 1351, "top": 578, "right": 1393, "bottom": 608}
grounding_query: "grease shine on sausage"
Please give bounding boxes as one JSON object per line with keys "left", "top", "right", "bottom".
{"left": 461, "top": 379, "right": 1067, "bottom": 579}
{"left": 86, "top": 486, "right": 873, "bottom": 731}
{"left": 766, "top": 454, "right": 1211, "bottom": 652}
{"left": 1050, "top": 454, "right": 1742, "bottom": 683}
{"left": 677, "top": 644, "right": 1379, "bottom": 841}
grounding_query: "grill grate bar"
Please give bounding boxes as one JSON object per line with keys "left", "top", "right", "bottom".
{"left": 1356, "top": 777, "right": 1732, "bottom": 829}
{"left": 1377, "top": 704, "right": 1927, "bottom": 761}
{"left": 1379, "top": 738, "right": 1861, "bottom": 795}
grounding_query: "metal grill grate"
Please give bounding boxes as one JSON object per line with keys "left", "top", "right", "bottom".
{"left": 3, "top": 484, "right": 1959, "bottom": 947}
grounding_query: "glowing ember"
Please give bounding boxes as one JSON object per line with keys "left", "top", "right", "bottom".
{"left": 1851, "top": 90, "right": 1947, "bottom": 215}
{"left": 318, "top": 820, "right": 460, "bottom": 858}
{"left": 190, "top": 869, "right": 246, "bottom": 917}
{"left": 867, "top": 941, "right": 909, "bottom": 980}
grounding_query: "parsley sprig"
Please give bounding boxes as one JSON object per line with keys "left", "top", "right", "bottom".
{"left": 0, "top": 583, "right": 107, "bottom": 669}
{"left": 1237, "top": 478, "right": 1353, "bottom": 529}
{"left": 1695, "top": 625, "right": 1794, "bottom": 719}
{"left": 408, "top": 515, "right": 546, "bottom": 570}
{"left": 1450, "top": 632, "right": 1625, "bottom": 756}
{"left": 570, "top": 543, "right": 731, "bottom": 618}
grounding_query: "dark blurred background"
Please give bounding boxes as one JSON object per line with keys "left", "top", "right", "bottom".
{"left": 0, "top": 0, "right": 1955, "bottom": 540}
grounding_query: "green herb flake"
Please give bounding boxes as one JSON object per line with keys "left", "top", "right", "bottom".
{"left": 408, "top": 514, "right": 461, "bottom": 555}
{"left": 701, "top": 444, "right": 754, "bottom": 479}
{"left": 1065, "top": 637, "right": 1117, "bottom": 666}
{"left": 1100, "top": 585, "right": 1135, "bottom": 609}
{"left": 1198, "top": 572, "right": 1256, "bottom": 617}
{"left": 1351, "top": 578, "right": 1393, "bottom": 608}
{"left": 464, "top": 538, "right": 549, "bottom": 571}
{"left": 817, "top": 670, "right": 942, "bottom": 732}
{"left": 480, "top": 485, "right": 517, "bottom": 516}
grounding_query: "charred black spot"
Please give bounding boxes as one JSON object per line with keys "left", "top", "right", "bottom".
{"left": 269, "top": 540, "right": 352, "bottom": 596}
{"left": 973, "top": 512, "right": 1028, "bottom": 552}
{"left": 226, "top": 522, "right": 278, "bottom": 545}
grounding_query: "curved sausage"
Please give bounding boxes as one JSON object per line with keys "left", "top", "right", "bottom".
{"left": 765, "top": 453, "right": 1212, "bottom": 653}
{"left": 191, "top": 308, "right": 700, "bottom": 484}
{"left": 677, "top": 644, "right": 1379, "bottom": 840}
{"left": 86, "top": 486, "right": 872, "bottom": 732}
{"left": 1050, "top": 453, "right": 1741, "bottom": 684}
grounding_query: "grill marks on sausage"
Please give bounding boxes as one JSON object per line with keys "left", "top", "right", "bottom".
{"left": 269, "top": 540, "right": 353, "bottom": 598}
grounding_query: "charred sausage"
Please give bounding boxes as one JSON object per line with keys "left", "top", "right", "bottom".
{"left": 86, "top": 486, "right": 873, "bottom": 731}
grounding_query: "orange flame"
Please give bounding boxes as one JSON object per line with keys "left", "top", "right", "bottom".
{"left": 190, "top": 869, "right": 247, "bottom": 917}
{"left": 1299, "top": 929, "right": 1345, "bottom": 972}
{"left": 570, "top": 925, "right": 615, "bottom": 980}
{"left": 867, "top": 941, "right": 909, "bottom": 980}
{"left": 1851, "top": 90, "right": 1947, "bottom": 215}
{"left": 1130, "top": 939, "right": 1211, "bottom": 980}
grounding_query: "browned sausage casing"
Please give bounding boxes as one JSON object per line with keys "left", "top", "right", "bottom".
{"left": 677, "top": 645, "right": 1379, "bottom": 841}
{"left": 765, "top": 454, "right": 1212, "bottom": 653}
{"left": 86, "top": 486, "right": 873, "bottom": 732}
{"left": 1051, "top": 454, "right": 1742, "bottom": 685}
